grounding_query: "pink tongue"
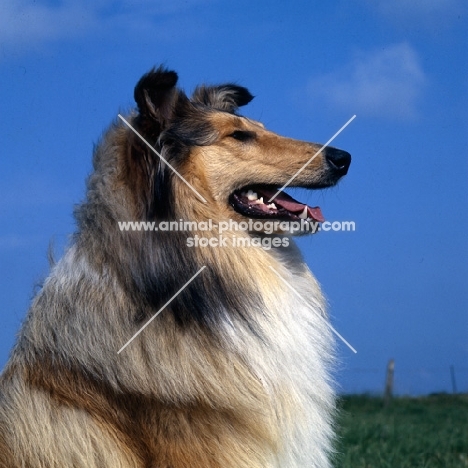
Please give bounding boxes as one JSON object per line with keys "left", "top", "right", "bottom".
{"left": 258, "top": 188, "right": 325, "bottom": 223}
{"left": 307, "top": 206, "right": 325, "bottom": 223}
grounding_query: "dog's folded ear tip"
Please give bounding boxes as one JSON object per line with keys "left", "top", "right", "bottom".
{"left": 234, "top": 86, "right": 254, "bottom": 107}
{"left": 133, "top": 66, "right": 181, "bottom": 123}
{"left": 145, "top": 67, "right": 178, "bottom": 88}
{"left": 191, "top": 84, "right": 254, "bottom": 112}
{"left": 133, "top": 66, "right": 178, "bottom": 104}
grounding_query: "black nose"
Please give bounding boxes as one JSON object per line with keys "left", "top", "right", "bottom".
{"left": 325, "top": 147, "right": 351, "bottom": 176}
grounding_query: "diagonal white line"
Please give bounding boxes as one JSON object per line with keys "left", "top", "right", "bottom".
{"left": 117, "top": 266, "right": 207, "bottom": 354}
{"left": 267, "top": 114, "right": 356, "bottom": 203}
{"left": 268, "top": 266, "right": 357, "bottom": 354}
{"left": 118, "top": 114, "right": 207, "bottom": 204}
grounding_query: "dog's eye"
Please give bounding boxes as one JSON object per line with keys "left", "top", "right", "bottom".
{"left": 229, "top": 130, "right": 256, "bottom": 142}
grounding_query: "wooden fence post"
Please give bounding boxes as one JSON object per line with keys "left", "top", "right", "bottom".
{"left": 384, "top": 359, "right": 395, "bottom": 407}
{"left": 450, "top": 365, "right": 457, "bottom": 394}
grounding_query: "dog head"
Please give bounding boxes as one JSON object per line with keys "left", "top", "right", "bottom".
{"left": 125, "top": 67, "right": 351, "bottom": 234}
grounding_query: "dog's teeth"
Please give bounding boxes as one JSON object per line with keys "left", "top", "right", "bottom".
{"left": 246, "top": 190, "right": 258, "bottom": 201}
{"left": 298, "top": 205, "right": 308, "bottom": 219}
{"left": 267, "top": 203, "right": 277, "bottom": 210}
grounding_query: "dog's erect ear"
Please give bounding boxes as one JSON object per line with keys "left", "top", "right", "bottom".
{"left": 191, "top": 84, "right": 254, "bottom": 113}
{"left": 134, "top": 67, "right": 180, "bottom": 131}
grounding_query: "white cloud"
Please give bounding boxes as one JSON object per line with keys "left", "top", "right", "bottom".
{"left": 307, "top": 43, "right": 427, "bottom": 121}
{"left": 367, "top": 0, "right": 467, "bottom": 26}
{"left": 0, "top": 0, "right": 213, "bottom": 50}
{"left": 0, "top": 1, "right": 96, "bottom": 46}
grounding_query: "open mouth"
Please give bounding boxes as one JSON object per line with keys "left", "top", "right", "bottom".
{"left": 229, "top": 185, "right": 325, "bottom": 223}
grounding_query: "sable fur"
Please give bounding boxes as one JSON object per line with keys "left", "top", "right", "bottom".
{"left": 0, "top": 66, "right": 351, "bottom": 467}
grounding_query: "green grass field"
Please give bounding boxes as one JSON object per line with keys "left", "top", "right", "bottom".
{"left": 334, "top": 394, "right": 468, "bottom": 468}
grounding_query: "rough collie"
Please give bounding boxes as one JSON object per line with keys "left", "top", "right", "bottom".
{"left": 0, "top": 67, "right": 351, "bottom": 467}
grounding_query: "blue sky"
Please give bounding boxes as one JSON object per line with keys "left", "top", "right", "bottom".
{"left": 1, "top": 0, "right": 467, "bottom": 395}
